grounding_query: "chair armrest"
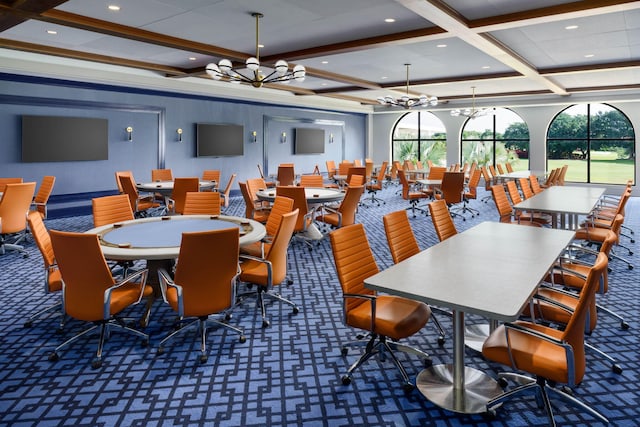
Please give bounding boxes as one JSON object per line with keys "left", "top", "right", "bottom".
{"left": 343, "top": 293, "right": 377, "bottom": 332}
{"left": 103, "top": 268, "right": 149, "bottom": 319}
{"left": 239, "top": 254, "right": 273, "bottom": 287}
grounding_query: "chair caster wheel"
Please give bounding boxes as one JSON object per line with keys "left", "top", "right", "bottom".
{"left": 341, "top": 347, "right": 348, "bottom": 356}
{"left": 225, "top": 313, "right": 232, "bottom": 321}
{"left": 628, "top": 265, "right": 633, "bottom": 270}
{"left": 199, "top": 355, "right": 208, "bottom": 364}
{"left": 24, "top": 321, "right": 32, "bottom": 328}
{"left": 341, "top": 375, "right": 352, "bottom": 385}
{"left": 48, "top": 352, "right": 59, "bottom": 362}
{"left": 157, "top": 346, "right": 164, "bottom": 355}
{"left": 621, "top": 321, "right": 629, "bottom": 330}
{"left": 55, "top": 328, "right": 64, "bottom": 334}
{"left": 239, "top": 335, "right": 246, "bottom": 343}
{"left": 292, "top": 307, "right": 299, "bottom": 315}
{"left": 402, "top": 382, "right": 415, "bottom": 393}
{"left": 141, "top": 338, "right": 149, "bottom": 348}
{"left": 437, "top": 336, "right": 445, "bottom": 346}
{"left": 424, "top": 358, "right": 433, "bottom": 368}
{"left": 262, "top": 320, "right": 270, "bottom": 328}
{"left": 91, "top": 359, "right": 102, "bottom": 369}
{"left": 612, "top": 364, "right": 623, "bottom": 374}
{"left": 356, "top": 334, "right": 365, "bottom": 340}
{"left": 287, "top": 279, "right": 293, "bottom": 285}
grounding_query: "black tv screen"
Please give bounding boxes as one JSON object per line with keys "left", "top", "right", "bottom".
{"left": 22, "top": 115, "right": 108, "bottom": 162}
{"left": 197, "top": 123, "right": 244, "bottom": 157}
{"left": 295, "top": 128, "right": 325, "bottom": 154}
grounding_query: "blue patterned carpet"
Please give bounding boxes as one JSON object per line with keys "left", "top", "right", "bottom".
{"left": 1, "top": 184, "right": 638, "bottom": 426}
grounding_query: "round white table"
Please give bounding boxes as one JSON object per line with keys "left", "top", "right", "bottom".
{"left": 255, "top": 187, "right": 345, "bottom": 204}
{"left": 136, "top": 180, "right": 216, "bottom": 196}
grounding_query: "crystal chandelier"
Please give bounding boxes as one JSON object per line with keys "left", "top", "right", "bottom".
{"left": 205, "top": 12, "right": 305, "bottom": 88}
{"left": 450, "top": 86, "right": 491, "bottom": 118}
{"left": 377, "top": 64, "right": 438, "bottom": 109}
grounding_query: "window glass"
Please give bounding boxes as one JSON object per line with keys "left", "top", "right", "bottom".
{"left": 392, "top": 112, "right": 446, "bottom": 167}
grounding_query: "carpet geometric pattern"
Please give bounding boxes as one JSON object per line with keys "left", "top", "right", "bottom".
{"left": 1, "top": 184, "right": 637, "bottom": 426}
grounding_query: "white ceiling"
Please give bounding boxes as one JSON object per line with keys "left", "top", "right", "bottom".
{"left": 0, "top": 0, "right": 639, "bottom": 111}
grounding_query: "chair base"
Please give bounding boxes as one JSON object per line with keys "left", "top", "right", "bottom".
{"left": 487, "top": 374, "right": 608, "bottom": 426}
{"left": 0, "top": 242, "right": 29, "bottom": 258}
{"left": 49, "top": 318, "right": 148, "bottom": 369}
{"left": 236, "top": 285, "right": 299, "bottom": 328}
{"left": 24, "top": 301, "right": 65, "bottom": 332}
{"left": 341, "top": 333, "right": 431, "bottom": 391}
{"left": 361, "top": 191, "right": 385, "bottom": 207}
{"left": 157, "top": 315, "right": 245, "bottom": 363}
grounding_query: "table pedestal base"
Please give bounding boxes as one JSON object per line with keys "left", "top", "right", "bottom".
{"left": 416, "top": 364, "right": 503, "bottom": 414}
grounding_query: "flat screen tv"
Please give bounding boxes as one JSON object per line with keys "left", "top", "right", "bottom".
{"left": 197, "top": 123, "right": 244, "bottom": 157}
{"left": 22, "top": 115, "right": 108, "bottom": 162}
{"left": 295, "top": 128, "right": 325, "bottom": 154}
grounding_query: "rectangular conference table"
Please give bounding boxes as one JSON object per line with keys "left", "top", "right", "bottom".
{"left": 364, "top": 222, "right": 575, "bottom": 414}
{"left": 513, "top": 185, "right": 605, "bottom": 229}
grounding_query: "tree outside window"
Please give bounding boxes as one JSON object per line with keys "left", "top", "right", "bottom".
{"left": 391, "top": 112, "right": 446, "bottom": 166}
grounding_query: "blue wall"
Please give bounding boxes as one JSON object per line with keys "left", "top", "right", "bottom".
{"left": 0, "top": 74, "right": 366, "bottom": 196}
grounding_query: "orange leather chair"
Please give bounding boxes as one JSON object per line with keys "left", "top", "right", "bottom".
{"left": 239, "top": 182, "right": 270, "bottom": 223}
{"left": 362, "top": 161, "right": 387, "bottom": 206}
{"left": 276, "top": 164, "right": 295, "bottom": 186}
{"left": 490, "top": 184, "right": 541, "bottom": 227}
{"left": 505, "top": 180, "right": 550, "bottom": 225}
{"left": 201, "top": 169, "right": 220, "bottom": 189}
{"left": 168, "top": 177, "right": 199, "bottom": 215}
{"left": 118, "top": 174, "right": 160, "bottom": 217}
{"left": 458, "top": 168, "right": 481, "bottom": 218}
{"left": 114, "top": 171, "right": 134, "bottom": 194}
{"left": 428, "top": 199, "right": 458, "bottom": 243}
{"left": 48, "top": 230, "right": 151, "bottom": 368}
{"left": 482, "top": 252, "right": 609, "bottom": 425}
{"left": 275, "top": 186, "right": 314, "bottom": 248}
{"left": 315, "top": 185, "right": 364, "bottom": 230}
{"left": 219, "top": 174, "right": 236, "bottom": 209}
{"left": 237, "top": 209, "right": 299, "bottom": 328}
{"left": 0, "top": 182, "right": 37, "bottom": 257}
{"left": 432, "top": 171, "right": 465, "bottom": 220}
{"left": 256, "top": 164, "right": 276, "bottom": 188}
{"left": 182, "top": 191, "right": 221, "bottom": 215}
{"left": 24, "top": 211, "right": 64, "bottom": 330}
{"left": 0, "top": 177, "right": 23, "bottom": 193}
{"left": 31, "top": 175, "right": 55, "bottom": 219}
{"left": 298, "top": 174, "right": 324, "bottom": 187}
{"left": 240, "top": 195, "right": 294, "bottom": 258}
{"left": 397, "top": 170, "right": 428, "bottom": 217}
{"left": 329, "top": 223, "right": 431, "bottom": 391}
{"left": 157, "top": 227, "right": 244, "bottom": 363}
{"left": 92, "top": 194, "right": 134, "bottom": 227}
{"left": 151, "top": 168, "right": 173, "bottom": 182}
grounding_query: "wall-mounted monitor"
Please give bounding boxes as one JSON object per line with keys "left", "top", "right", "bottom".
{"left": 196, "top": 123, "right": 244, "bottom": 157}
{"left": 294, "top": 128, "right": 325, "bottom": 154}
{"left": 22, "top": 115, "right": 108, "bottom": 162}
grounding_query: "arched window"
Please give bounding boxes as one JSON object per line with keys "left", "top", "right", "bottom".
{"left": 391, "top": 111, "right": 446, "bottom": 166}
{"left": 547, "top": 104, "right": 635, "bottom": 184}
{"left": 460, "top": 108, "right": 529, "bottom": 171}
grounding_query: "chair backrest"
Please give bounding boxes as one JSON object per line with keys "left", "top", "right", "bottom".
{"left": 33, "top": 175, "right": 55, "bottom": 218}
{"left": 488, "top": 164, "right": 498, "bottom": 178}
{"left": 265, "top": 196, "right": 295, "bottom": 237}
{"left": 27, "top": 211, "right": 62, "bottom": 293}
{"left": 0, "top": 182, "right": 37, "bottom": 234}
{"left": 299, "top": 174, "right": 324, "bottom": 187}
{"left": 115, "top": 171, "right": 133, "bottom": 193}
{"left": 246, "top": 178, "right": 267, "bottom": 203}
{"left": 505, "top": 180, "right": 523, "bottom": 204}
{"left": 49, "top": 230, "right": 117, "bottom": 322}
{"left": 529, "top": 174, "right": 543, "bottom": 194}
{"left": 151, "top": 168, "right": 173, "bottom": 182}
{"left": 383, "top": 210, "right": 420, "bottom": 264}
{"left": 118, "top": 174, "right": 141, "bottom": 213}
{"left": 347, "top": 174, "right": 365, "bottom": 186}
{"left": 428, "top": 199, "right": 458, "bottom": 242}
{"left": 171, "top": 177, "right": 199, "bottom": 214}
{"left": 275, "top": 186, "right": 309, "bottom": 232}
{"left": 518, "top": 177, "right": 534, "bottom": 199}
{"left": 337, "top": 185, "right": 364, "bottom": 227}
{"left": 238, "top": 182, "right": 256, "bottom": 219}
{"left": 467, "top": 162, "right": 477, "bottom": 180}
{"left": 558, "top": 164, "right": 569, "bottom": 185}
{"left": 220, "top": 174, "right": 236, "bottom": 207}
{"left": 496, "top": 164, "right": 505, "bottom": 174}
{"left": 397, "top": 170, "right": 411, "bottom": 199}
{"left": 354, "top": 159, "right": 362, "bottom": 167}
{"left": 92, "top": 194, "right": 134, "bottom": 227}
{"left": 182, "top": 191, "right": 221, "bottom": 215}
{"left": 364, "top": 160, "right": 374, "bottom": 181}
{"left": 264, "top": 209, "right": 299, "bottom": 285}
{"left": 277, "top": 164, "right": 295, "bottom": 186}
{"left": 439, "top": 172, "right": 465, "bottom": 204}
{"left": 329, "top": 224, "right": 379, "bottom": 314}
{"left": 427, "top": 166, "right": 446, "bottom": 180}
{"left": 490, "top": 184, "right": 515, "bottom": 222}
{"left": 201, "top": 169, "right": 220, "bottom": 184}
{"left": 173, "top": 227, "right": 239, "bottom": 316}
{"left": 480, "top": 166, "right": 492, "bottom": 190}
{"left": 545, "top": 168, "right": 559, "bottom": 186}
{"left": 326, "top": 160, "right": 336, "bottom": 179}
{"left": 403, "top": 159, "right": 414, "bottom": 171}
{"left": 346, "top": 167, "right": 366, "bottom": 185}
{"left": 337, "top": 162, "right": 353, "bottom": 175}
{"left": 465, "top": 168, "right": 482, "bottom": 198}
{"left": 505, "top": 162, "right": 514, "bottom": 173}
{"left": 0, "top": 177, "right": 23, "bottom": 193}
{"left": 374, "top": 161, "right": 388, "bottom": 184}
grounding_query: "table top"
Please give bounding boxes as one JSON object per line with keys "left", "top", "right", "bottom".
{"left": 513, "top": 185, "right": 606, "bottom": 216}
{"left": 416, "top": 179, "right": 442, "bottom": 186}
{"left": 365, "top": 221, "right": 575, "bottom": 322}
{"left": 497, "top": 170, "right": 546, "bottom": 180}
{"left": 256, "top": 187, "right": 345, "bottom": 203}
{"left": 87, "top": 215, "right": 265, "bottom": 260}
{"left": 136, "top": 180, "right": 216, "bottom": 195}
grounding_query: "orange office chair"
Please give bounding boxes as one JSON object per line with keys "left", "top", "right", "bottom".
{"left": 237, "top": 209, "right": 299, "bottom": 328}
{"left": 31, "top": 175, "right": 55, "bottom": 219}
{"left": 240, "top": 195, "right": 294, "bottom": 258}
{"left": 24, "top": 211, "right": 64, "bottom": 330}
{"left": 458, "top": 168, "right": 481, "bottom": 218}
{"left": 168, "top": 177, "right": 199, "bottom": 215}
{"left": 337, "top": 161, "right": 354, "bottom": 176}
{"left": 182, "top": 191, "right": 221, "bottom": 215}
{"left": 383, "top": 209, "right": 447, "bottom": 346}
{"left": 277, "top": 164, "right": 295, "bottom": 186}
{"left": 397, "top": 170, "right": 429, "bottom": 217}
{"left": 505, "top": 162, "right": 514, "bottom": 173}
{"left": 298, "top": 174, "right": 324, "bottom": 187}
{"left": 0, "top": 177, "right": 23, "bottom": 193}
{"left": 315, "top": 185, "right": 364, "bottom": 230}
{"left": 433, "top": 171, "right": 466, "bottom": 220}
{"left": 346, "top": 167, "right": 366, "bottom": 187}
{"left": 115, "top": 171, "right": 134, "bottom": 193}
{"left": 326, "top": 160, "right": 337, "bottom": 180}
{"left": 363, "top": 161, "right": 387, "bottom": 206}
{"left": 219, "top": 173, "right": 236, "bottom": 209}
{"left": 329, "top": 223, "right": 432, "bottom": 391}
{"left": 92, "top": 194, "right": 134, "bottom": 227}
{"left": 518, "top": 177, "right": 535, "bottom": 199}
{"left": 239, "top": 182, "right": 270, "bottom": 223}
{"left": 428, "top": 199, "right": 458, "bottom": 243}
{"left": 246, "top": 177, "right": 271, "bottom": 210}
{"left": 490, "top": 184, "right": 541, "bottom": 227}
{"left": 48, "top": 230, "right": 151, "bottom": 368}
{"left": 201, "top": 169, "right": 221, "bottom": 190}
{"left": 529, "top": 174, "right": 544, "bottom": 194}
{"left": 151, "top": 168, "right": 173, "bottom": 182}
{"left": 118, "top": 174, "right": 160, "bottom": 217}
{"left": 256, "top": 164, "right": 276, "bottom": 188}
{"left": 275, "top": 186, "right": 314, "bottom": 249}
{"left": 505, "top": 180, "right": 550, "bottom": 225}
{"left": 482, "top": 252, "right": 609, "bottom": 426}
{"left": 0, "top": 182, "right": 37, "bottom": 257}
{"left": 157, "top": 227, "right": 244, "bottom": 363}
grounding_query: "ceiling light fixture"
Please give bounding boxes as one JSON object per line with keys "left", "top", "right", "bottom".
{"left": 450, "top": 86, "right": 491, "bottom": 119}
{"left": 205, "top": 12, "right": 305, "bottom": 88}
{"left": 377, "top": 64, "right": 438, "bottom": 109}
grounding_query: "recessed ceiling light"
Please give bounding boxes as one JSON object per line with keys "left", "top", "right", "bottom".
{"left": 108, "top": 5, "right": 120, "bottom": 11}
{"left": 381, "top": 76, "right": 388, "bottom": 80}
{"left": 384, "top": 18, "right": 396, "bottom": 23}
{"left": 46, "top": 30, "right": 57, "bottom": 35}
{"left": 188, "top": 57, "right": 197, "bottom": 61}
{"left": 584, "top": 54, "right": 595, "bottom": 58}
{"left": 437, "top": 44, "right": 447, "bottom": 48}
{"left": 482, "top": 66, "right": 491, "bottom": 69}
{"left": 565, "top": 25, "right": 578, "bottom": 30}
{"left": 258, "top": 44, "right": 264, "bottom": 48}
{"left": 321, "top": 83, "right": 328, "bottom": 86}
{"left": 321, "top": 60, "right": 328, "bottom": 64}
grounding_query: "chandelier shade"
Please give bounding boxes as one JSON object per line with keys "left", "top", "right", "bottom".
{"left": 450, "top": 86, "right": 491, "bottom": 118}
{"left": 205, "top": 13, "right": 305, "bottom": 88}
{"left": 377, "top": 64, "right": 438, "bottom": 109}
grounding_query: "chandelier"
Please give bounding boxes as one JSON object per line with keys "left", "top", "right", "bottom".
{"left": 450, "top": 86, "right": 491, "bottom": 118}
{"left": 205, "top": 12, "right": 305, "bottom": 88}
{"left": 377, "top": 64, "right": 438, "bottom": 109}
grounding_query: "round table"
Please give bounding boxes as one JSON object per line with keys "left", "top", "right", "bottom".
{"left": 136, "top": 180, "right": 216, "bottom": 196}
{"left": 255, "top": 187, "right": 345, "bottom": 204}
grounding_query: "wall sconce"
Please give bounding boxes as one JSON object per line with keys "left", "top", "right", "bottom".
{"left": 126, "top": 126, "right": 133, "bottom": 142}
{"left": 177, "top": 128, "right": 183, "bottom": 142}
{"left": 251, "top": 130, "right": 257, "bottom": 143}
{"left": 281, "top": 132, "right": 287, "bottom": 144}
{"left": 329, "top": 133, "right": 334, "bottom": 144}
